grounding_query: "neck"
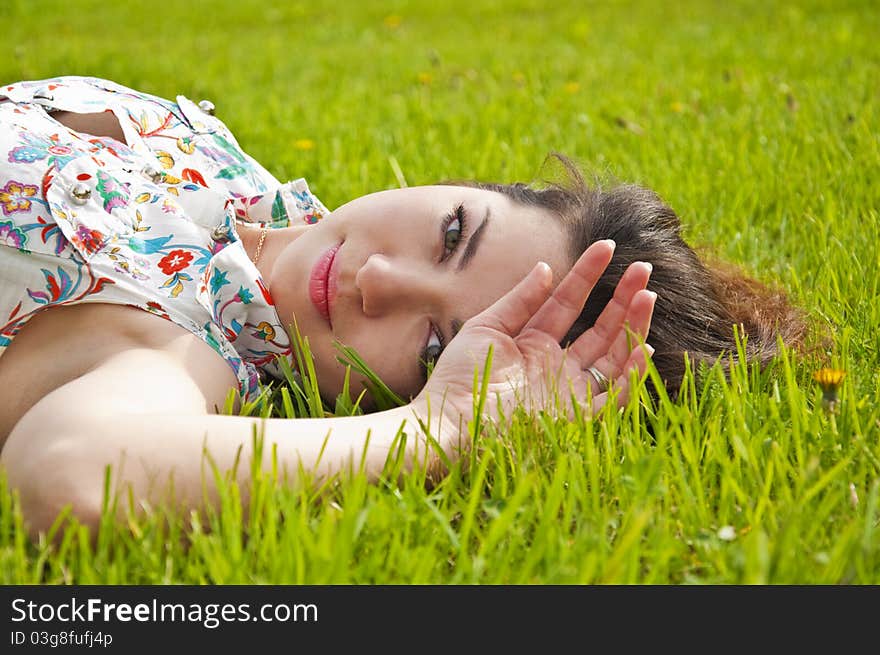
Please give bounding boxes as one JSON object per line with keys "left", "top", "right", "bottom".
{"left": 238, "top": 222, "right": 309, "bottom": 280}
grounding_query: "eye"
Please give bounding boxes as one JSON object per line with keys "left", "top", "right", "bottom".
{"left": 441, "top": 204, "right": 467, "bottom": 260}
{"left": 420, "top": 324, "right": 445, "bottom": 379}
{"left": 420, "top": 203, "right": 467, "bottom": 378}
{"left": 444, "top": 219, "right": 461, "bottom": 255}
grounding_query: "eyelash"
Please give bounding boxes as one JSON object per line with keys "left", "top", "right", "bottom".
{"left": 420, "top": 203, "right": 468, "bottom": 378}
{"left": 440, "top": 203, "right": 467, "bottom": 262}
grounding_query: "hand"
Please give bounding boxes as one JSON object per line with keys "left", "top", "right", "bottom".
{"left": 413, "top": 239, "right": 657, "bottom": 451}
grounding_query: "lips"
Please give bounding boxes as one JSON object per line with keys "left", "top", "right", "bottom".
{"left": 309, "top": 243, "right": 341, "bottom": 327}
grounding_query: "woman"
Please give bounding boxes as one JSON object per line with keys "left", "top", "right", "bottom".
{"left": 0, "top": 77, "right": 800, "bottom": 535}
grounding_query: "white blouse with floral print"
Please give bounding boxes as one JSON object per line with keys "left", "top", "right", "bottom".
{"left": 0, "top": 76, "right": 328, "bottom": 400}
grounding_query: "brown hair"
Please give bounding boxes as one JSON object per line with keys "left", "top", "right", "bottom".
{"left": 458, "top": 154, "right": 810, "bottom": 397}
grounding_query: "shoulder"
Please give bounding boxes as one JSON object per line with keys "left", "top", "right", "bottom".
{"left": 0, "top": 303, "right": 239, "bottom": 447}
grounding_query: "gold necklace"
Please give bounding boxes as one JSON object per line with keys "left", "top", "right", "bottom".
{"left": 253, "top": 225, "right": 268, "bottom": 265}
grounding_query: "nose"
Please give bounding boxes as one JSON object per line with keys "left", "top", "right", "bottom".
{"left": 355, "top": 253, "right": 437, "bottom": 318}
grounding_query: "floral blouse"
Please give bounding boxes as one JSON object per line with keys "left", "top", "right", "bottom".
{"left": 0, "top": 76, "right": 328, "bottom": 400}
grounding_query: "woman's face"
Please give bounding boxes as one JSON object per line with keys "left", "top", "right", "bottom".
{"left": 267, "top": 185, "right": 569, "bottom": 406}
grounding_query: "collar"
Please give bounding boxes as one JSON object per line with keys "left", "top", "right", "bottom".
{"left": 196, "top": 236, "right": 293, "bottom": 380}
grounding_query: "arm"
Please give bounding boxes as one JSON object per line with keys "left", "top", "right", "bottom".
{"left": 1, "top": 349, "right": 447, "bottom": 535}
{"left": 2, "top": 241, "right": 656, "bottom": 535}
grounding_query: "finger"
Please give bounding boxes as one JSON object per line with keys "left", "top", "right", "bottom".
{"left": 585, "top": 288, "right": 657, "bottom": 379}
{"left": 610, "top": 342, "right": 654, "bottom": 408}
{"left": 610, "top": 288, "right": 657, "bottom": 370}
{"left": 590, "top": 342, "right": 654, "bottom": 412}
{"left": 569, "top": 261, "right": 653, "bottom": 365}
{"left": 471, "top": 261, "right": 553, "bottom": 336}
{"left": 524, "top": 239, "right": 615, "bottom": 340}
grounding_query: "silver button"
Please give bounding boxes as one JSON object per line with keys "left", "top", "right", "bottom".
{"left": 141, "top": 164, "right": 163, "bottom": 184}
{"left": 198, "top": 99, "right": 216, "bottom": 116}
{"left": 210, "top": 225, "right": 232, "bottom": 242}
{"left": 70, "top": 183, "right": 91, "bottom": 205}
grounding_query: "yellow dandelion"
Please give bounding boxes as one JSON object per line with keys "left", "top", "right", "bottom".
{"left": 813, "top": 367, "right": 845, "bottom": 411}
{"left": 417, "top": 72, "right": 433, "bottom": 85}
{"left": 383, "top": 14, "right": 402, "bottom": 29}
{"left": 294, "top": 139, "right": 315, "bottom": 151}
{"left": 564, "top": 81, "right": 580, "bottom": 94}
{"left": 671, "top": 101, "right": 686, "bottom": 113}
{"left": 813, "top": 367, "right": 845, "bottom": 391}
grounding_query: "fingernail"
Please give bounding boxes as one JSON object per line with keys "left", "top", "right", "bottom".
{"left": 535, "top": 261, "right": 552, "bottom": 284}
{"left": 645, "top": 344, "right": 655, "bottom": 356}
{"left": 647, "top": 290, "right": 658, "bottom": 301}
{"left": 642, "top": 262, "right": 653, "bottom": 273}
{"left": 603, "top": 239, "right": 616, "bottom": 250}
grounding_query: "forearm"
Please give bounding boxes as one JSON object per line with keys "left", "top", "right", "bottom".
{"left": 151, "top": 402, "right": 455, "bottom": 489}
{"left": 2, "top": 398, "right": 461, "bottom": 533}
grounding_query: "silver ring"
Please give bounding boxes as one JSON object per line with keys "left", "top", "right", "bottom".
{"left": 586, "top": 365, "right": 610, "bottom": 393}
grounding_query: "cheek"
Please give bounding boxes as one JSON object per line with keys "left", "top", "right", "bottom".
{"left": 345, "top": 341, "right": 422, "bottom": 399}
{"left": 348, "top": 211, "right": 423, "bottom": 252}
{"left": 308, "top": 334, "right": 409, "bottom": 400}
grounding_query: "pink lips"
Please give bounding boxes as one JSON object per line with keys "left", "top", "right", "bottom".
{"left": 309, "top": 243, "right": 341, "bottom": 327}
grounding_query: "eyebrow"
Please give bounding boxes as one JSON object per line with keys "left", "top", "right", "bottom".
{"left": 448, "top": 206, "right": 490, "bottom": 340}
{"left": 455, "top": 206, "right": 490, "bottom": 273}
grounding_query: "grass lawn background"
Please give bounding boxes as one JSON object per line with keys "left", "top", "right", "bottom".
{"left": 1, "top": 0, "right": 878, "bottom": 583}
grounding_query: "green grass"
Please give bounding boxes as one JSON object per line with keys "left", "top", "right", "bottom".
{"left": 1, "top": 0, "right": 878, "bottom": 584}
